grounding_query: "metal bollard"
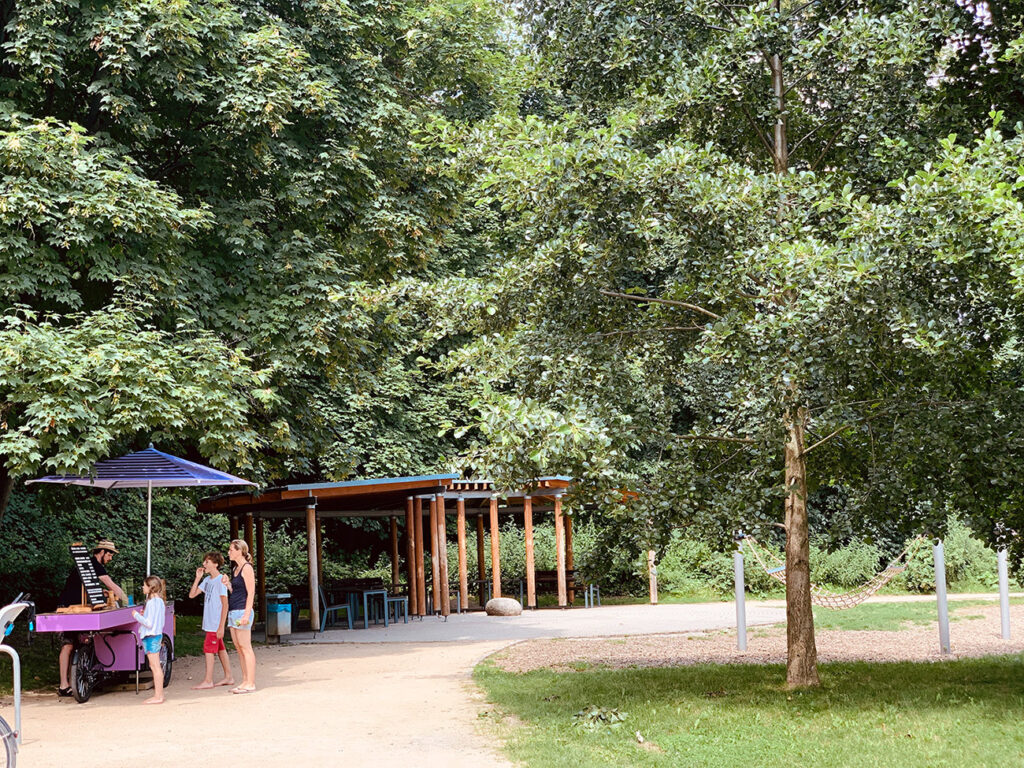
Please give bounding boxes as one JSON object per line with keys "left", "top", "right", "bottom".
{"left": 934, "top": 540, "right": 950, "bottom": 654}
{"left": 998, "top": 548, "right": 1010, "bottom": 640}
{"left": 734, "top": 550, "right": 747, "bottom": 651}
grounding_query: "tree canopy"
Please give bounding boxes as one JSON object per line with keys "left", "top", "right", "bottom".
{"left": 411, "top": 0, "right": 1024, "bottom": 685}
{"left": 0, "top": 0, "right": 507, "bottom": 503}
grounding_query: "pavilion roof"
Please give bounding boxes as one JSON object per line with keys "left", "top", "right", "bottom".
{"left": 198, "top": 474, "right": 572, "bottom": 518}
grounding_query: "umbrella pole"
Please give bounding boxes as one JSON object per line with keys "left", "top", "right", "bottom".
{"left": 146, "top": 480, "right": 152, "bottom": 576}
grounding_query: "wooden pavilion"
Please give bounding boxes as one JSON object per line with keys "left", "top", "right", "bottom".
{"left": 197, "top": 474, "right": 576, "bottom": 629}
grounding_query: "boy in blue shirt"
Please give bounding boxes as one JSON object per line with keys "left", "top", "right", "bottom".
{"left": 188, "top": 551, "right": 234, "bottom": 689}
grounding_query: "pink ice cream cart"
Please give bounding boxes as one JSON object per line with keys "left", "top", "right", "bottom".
{"left": 35, "top": 603, "right": 175, "bottom": 703}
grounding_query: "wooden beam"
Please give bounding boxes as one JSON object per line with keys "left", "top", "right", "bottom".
{"left": 436, "top": 494, "right": 450, "bottom": 616}
{"left": 306, "top": 505, "right": 321, "bottom": 631}
{"left": 230, "top": 515, "right": 239, "bottom": 541}
{"left": 429, "top": 496, "right": 440, "bottom": 614}
{"left": 490, "top": 495, "right": 501, "bottom": 599}
{"left": 279, "top": 478, "right": 454, "bottom": 501}
{"left": 243, "top": 512, "right": 254, "bottom": 553}
{"left": 524, "top": 496, "right": 536, "bottom": 609}
{"left": 256, "top": 516, "right": 266, "bottom": 622}
{"left": 554, "top": 495, "right": 567, "bottom": 607}
{"left": 315, "top": 515, "right": 324, "bottom": 588}
{"left": 565, "top": 512, "right": 575, "bottom": 604}
{"left": 456, "top": 497, "right": 468, "bottom": 611}
{"left": 414, "top": 497, "right": 426, "bottom": 616}
{"left": 405, "top": 498, "right": 417, "bottom": 615}
{"left": 390, "top": 516, "right": 400, "bottom": 592}
{"left": 476, "top": 514, "right": 486, "bottom": 607}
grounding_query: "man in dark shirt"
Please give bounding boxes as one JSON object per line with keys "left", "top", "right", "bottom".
{"left": 57, "top": 540, "right": 127, "bottom": 697}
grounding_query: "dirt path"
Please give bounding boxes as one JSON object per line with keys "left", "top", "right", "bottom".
{"left": 15, "top": 640, "right": 511, "bottom": 768}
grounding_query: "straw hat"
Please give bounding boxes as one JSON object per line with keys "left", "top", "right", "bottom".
{"left": 93, "top": 539, "right": 120, "bottom": 555}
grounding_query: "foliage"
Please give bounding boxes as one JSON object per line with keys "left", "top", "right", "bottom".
{"left": 475, "top": 655, "right": 1024, "bottom": 768}
{"left": 572, "top": 705, "right": 628, "bottom": 733}
{"left": 900, "top": 515, "right": 1007, "bottom": 593}
{"left": 0, "top": 306, "right": 274, "bottom": 479}
{"left": 0, "top": 0, "right": 510, "bottom": 501}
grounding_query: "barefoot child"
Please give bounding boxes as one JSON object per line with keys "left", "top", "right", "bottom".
{"left": 188, "top": 551, "right": 234, "bottom": 689}
{"left": 132, "top": 576, "right": 167, "bottom": 704}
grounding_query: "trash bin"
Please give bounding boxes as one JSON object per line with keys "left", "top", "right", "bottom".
{"left": 266, "top": 593, "right": 291, "bottom": 640}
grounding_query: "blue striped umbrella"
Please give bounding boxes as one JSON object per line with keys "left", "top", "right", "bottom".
{"left": 28, "top": 445, "right": 254, "bottom": 574}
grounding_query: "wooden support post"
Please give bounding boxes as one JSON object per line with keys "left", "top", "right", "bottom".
{"left": 230, "top": 515, "right": 239, "bottom": 542}
{"left": 390, "top": 516, "right": 400, "bottom": 592}
{"left": 648, "top": 550, "right": 658, "bottom": 605}
{"left": 429, "top": 496, "right": 440, "bottom": 613}
{"left": 436, "top": 494, "right": 450, "bottom": 616}
{"left": 476, "top": 514, "right": 486, "bottom": 607}
{"left": 524, "top": 496, "right": 536, "bottom": 609}
{"left": 256, "top": 516, "right": 266, "bottom": 622}
{"left": 306, "top": 505, "right": 320, "bottom": 631}
{"left": 456, "top": 497, "right": 468, "bottom": 611}
{"left": 565, "top": 512, "right": 575, "bottom": 604}
{"left": 406, "top": 498, "right": 418, "bottom": 615}
{"left": 315, "top": 516, "right": 324, "bottom": 587}
{"left": 554, "top": 495, "right": 567, "bottom": 607}
{"left": 414, "top": 497, "right": 426, "bottom": 616}
{"left": 244, "top": 512, "right": 254, "bottom": 553}
{"left": 490, "top": 495, "right": 501, "bottom": 599}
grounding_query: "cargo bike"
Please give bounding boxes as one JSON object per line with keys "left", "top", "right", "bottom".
{"left": 35, "top": 602, "right": 175, "bottom": 703}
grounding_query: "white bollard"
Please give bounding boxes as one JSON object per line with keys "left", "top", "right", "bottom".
{"left": 934, "top": 540, "right": 950, "bottom": 654}
{"left": 734, "top": 549, "right": 747, "bottom": 651}
{"left": 998, "top": 548, "right": 1010, "bottom": 640}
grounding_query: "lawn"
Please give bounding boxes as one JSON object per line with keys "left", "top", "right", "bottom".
{"left": 807, "top": 599, "right": 990, "bottom": 631}
{"left": 475, "top": 655, "right": 1024, "bottom": 768}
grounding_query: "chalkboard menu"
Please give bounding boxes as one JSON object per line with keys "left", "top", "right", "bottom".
{"left": 70, "top": 543, "right": 107, "bottom": 607}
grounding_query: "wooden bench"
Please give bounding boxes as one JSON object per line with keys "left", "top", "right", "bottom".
{"left": 519, "top": 570, "right": 600, "bottom": 607}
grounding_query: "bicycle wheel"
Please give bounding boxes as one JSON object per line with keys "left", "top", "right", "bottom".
{"left": 158, "top": 634, "right": 173, "bottom": 686}
{"left": 0, "top": 713, "right": 16, "bottom": 768}
{"left": 70, "top": 645, "right": 96, "bottom": 703}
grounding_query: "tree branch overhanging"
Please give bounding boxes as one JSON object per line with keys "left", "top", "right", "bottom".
{"left": 677, "top": 433, "right": 755, "bottom": 445}
{"left": 599, "top": 289, "right": 722, "bottom": 320}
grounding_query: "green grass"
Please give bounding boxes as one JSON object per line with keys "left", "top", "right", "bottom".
{"left": 0, "top": 614, "right": 252, "bottom": 695}
{"left": 807, "top": 600, "right": 987, "bottom": 631}
{"left": 475, "top": 655, "right": 1024, "bottom": 768}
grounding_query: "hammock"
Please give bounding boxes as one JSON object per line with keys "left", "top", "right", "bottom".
{"left": 741, "top": 535, "right": 926, "bottom": 610}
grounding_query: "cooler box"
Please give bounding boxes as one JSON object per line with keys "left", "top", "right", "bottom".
{"left": 266, "top": 593, "right": 291, "bottom": 638}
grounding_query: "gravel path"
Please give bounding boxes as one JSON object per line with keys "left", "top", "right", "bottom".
{"left": 493, "top": 602, "right": 1024, "bottom": 673}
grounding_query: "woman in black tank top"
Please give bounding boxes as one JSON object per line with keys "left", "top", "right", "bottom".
{"left": 227, "top": 539, "right": 257, "bottom": 693}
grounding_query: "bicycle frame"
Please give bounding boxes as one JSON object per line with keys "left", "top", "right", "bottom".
{"left": 0, "top": 600, "right": 31, "bottom": 745}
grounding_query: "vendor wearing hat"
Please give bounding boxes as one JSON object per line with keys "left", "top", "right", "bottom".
{"left": 56, "top": 539, "right": 127, "bottom": 697}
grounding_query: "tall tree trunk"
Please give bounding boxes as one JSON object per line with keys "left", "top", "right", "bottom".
{"left": 784, "top": 409, "right": 819, "bottom": 687}
{"left": 770, "top": 1, "right": 819, "bottom": 687}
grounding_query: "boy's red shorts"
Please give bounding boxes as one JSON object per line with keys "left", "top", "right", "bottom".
{"left": 204, "top": 632, "right": 226, "bottom": 654}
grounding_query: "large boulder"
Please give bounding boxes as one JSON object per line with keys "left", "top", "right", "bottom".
{"left": 485, "top": 597, "right": 523, "bottom": 616}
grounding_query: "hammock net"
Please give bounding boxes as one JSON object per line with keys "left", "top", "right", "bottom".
{"left": 741, "top": 535, "right": 926, "bottom": 610}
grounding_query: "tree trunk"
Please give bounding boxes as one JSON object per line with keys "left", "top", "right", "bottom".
{"left": 0, "top": 461, "right": 13, "bottom": 528}
{"left": 769, "top": 0, "right": 818, "bottom": 688}
{"left": 784, "top": 410, "right": 819, "bottom": 687}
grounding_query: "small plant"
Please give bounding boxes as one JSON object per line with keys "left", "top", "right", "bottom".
{"left": 572, "top": 705, "right": 628, "bottom": 732}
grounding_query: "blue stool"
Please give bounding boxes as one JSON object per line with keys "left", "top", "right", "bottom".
{"left": 386, "top": 596, "right": 408, "bottom": 624}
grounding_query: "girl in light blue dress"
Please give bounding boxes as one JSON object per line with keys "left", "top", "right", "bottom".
{"left": 133, "top": 575, "right": 167, "bottom": 704}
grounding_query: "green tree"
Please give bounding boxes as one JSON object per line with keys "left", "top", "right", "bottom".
{"left": 436, "top": 0, "right": 1024, "bottom": 688}
{"left": 1, "top": 0, "right": 508, "bottom": 509}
